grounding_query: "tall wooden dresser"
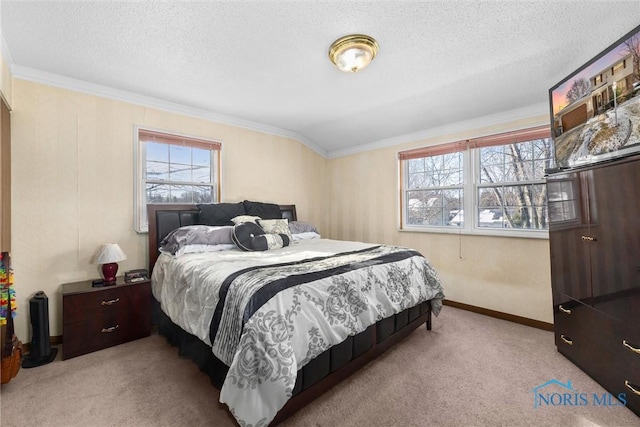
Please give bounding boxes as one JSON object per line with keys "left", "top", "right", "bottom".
{"left": 547, "top": 154, "right": 640, "bottom": 415}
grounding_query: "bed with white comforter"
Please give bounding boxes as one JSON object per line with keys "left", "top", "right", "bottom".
{"left": 152, "top": 238, "right": 444, "bottom": 426}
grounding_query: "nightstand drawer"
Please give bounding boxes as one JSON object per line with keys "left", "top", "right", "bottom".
{"left": 63, "top": 316, "right": 128, "bottom": 358}
{"left": 63, "top": 287, "right": 127, "bottom": 324}
{"left": 62, "top": 279, "right": 151, "bottom": 359}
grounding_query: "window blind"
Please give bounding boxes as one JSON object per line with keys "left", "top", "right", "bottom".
{"left": 138, "top": 129, "right": 221, "bottom": 151}
{"left": 470, "top": 125, "right": 551, "bottom": 149}
{"left": 398, "top": 140, "right": 469, "bottom": 160}
{"left": 398, "top": 125, "right": 551, "bottom": 160}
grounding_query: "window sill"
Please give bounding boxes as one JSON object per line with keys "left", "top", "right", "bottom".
{"left": 399, "top": 225, "right": 549, "bottom": 240}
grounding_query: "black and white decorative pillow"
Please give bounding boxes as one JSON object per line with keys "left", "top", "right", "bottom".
{"left": 258, "top": 218, "right": 292, "bottom": 240}
{"left": 232, "top": 222, "right": 290, "bottom": 251}
{"left": 260, "top": 233, "right": 290, "bottom": 250}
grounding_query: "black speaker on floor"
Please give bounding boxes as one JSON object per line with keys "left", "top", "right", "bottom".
{"left": 22, "top": 291, "right": 57, "bottom": 368}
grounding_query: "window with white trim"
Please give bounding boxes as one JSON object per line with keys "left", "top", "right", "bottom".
{"left": 134, "top": 128, "right": 221, "bottom": 232}
{"left": 399, "top": 126, "right": 554, "bottom": 235}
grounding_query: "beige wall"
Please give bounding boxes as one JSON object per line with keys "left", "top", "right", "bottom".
{"left": 326, "top": 117, "right": 554, "bottom": 324}
{"left": 10, "top": 76, "right": 554, "bottom": 342}
{"left": 10, "top": 79, "right": 328, "bottom": 339}
{"left": 0, "top": 50, "right": 11, "bottom": 107}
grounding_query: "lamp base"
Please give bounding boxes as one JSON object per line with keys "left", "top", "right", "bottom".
{"left": 102, "top": 262, "right": 119, "bottom": 284}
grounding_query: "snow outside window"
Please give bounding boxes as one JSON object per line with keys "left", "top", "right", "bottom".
{"left": 134, "top": 127, "right": 221, "bottom": 233}
{"left": 399, "top": 126, "right": 553, "bottom": 237}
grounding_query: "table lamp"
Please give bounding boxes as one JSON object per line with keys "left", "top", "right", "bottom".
{"left": 95, "top": 243, "right": 127, "bottom": 285}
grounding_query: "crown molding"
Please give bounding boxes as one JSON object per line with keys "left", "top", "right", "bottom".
{"left": 326, "top": 102, "right": 550, "bottom": 158}
{"left": 8, "top": 64, "right": 549, "bottom": 161}
{"left": 10, "top": 65, "right": 328, "bottom": 158}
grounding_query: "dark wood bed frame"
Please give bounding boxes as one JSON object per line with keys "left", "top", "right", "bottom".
{"left": 147, "top": 203, "right": 434, "bottom": 425}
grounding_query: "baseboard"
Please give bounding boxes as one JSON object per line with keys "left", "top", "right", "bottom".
{"left": 443, "top": 300, "right": 554, "bottom": 331}
{"left": 25, "top": 309, "right": 551, "bottom": 354}
{"left": 21, "top": 335, "right": 62, "bottom": 354}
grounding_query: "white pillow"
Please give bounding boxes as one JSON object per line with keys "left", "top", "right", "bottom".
{"left": 292, "top": 232, "right": 321, "bottom": 241}
{"left": 175, "top": 243, "right": 236, "bottom": 257}
{"left": 231, "top": 215, "right": 261, "bottom": 224}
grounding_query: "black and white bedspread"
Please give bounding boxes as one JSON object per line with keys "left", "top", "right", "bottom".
{"left": 152, "top": 238, "right": 445, "bottom": 426}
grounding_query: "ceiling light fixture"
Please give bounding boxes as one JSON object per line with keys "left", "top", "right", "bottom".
{"left": 328, "top": 34, "right": 379, "bottom": 73}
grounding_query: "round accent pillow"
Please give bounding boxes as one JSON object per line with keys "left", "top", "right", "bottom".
{"left": 232, "top": 222, "right": 266, "bottom": 251}
{"left": 232, "top": 222, "right": 291, "bottom": 251}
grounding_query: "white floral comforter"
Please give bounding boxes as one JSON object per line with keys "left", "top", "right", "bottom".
{"left": 152, "top": 238, "right": 445, "bottom": 426}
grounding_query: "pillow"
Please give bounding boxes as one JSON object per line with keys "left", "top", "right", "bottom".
{"left": 292, "top": 232, "right": 321, "bottom": 241}
{"left": 197, "top": 202, "right": 246, "bottom": 226}
{"left": 178, "top": 243, "right": 236, "bottom": 256}
{"left": 289, "top": 221, "right": 318, "bottom": 235}
{"left": 242, "top": 200, "right": 282, "bottom": 220}
{"left": 258, "top": 218, "right": 292, "bottom": 240}
{"left": 232, "top": 222, "right": 290, "bottom": 251}
{"left": 159, "top": 225, "right": 234, "bottom": 256}
{"left": 231, "top": 215, "right": 261, "bottom": 224}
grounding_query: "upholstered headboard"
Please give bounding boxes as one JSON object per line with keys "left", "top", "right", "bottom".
{"left": 147, "top": 203, "right": 297, "bottom": 271}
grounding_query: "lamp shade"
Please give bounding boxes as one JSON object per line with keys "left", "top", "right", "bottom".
{"left": 95, "top": 243, "right": 127, "bottom": 264}
{"left": 95, "top": 243, "right": 126, "bottom": 284}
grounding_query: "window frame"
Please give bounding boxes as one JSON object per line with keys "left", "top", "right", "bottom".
{"left": 398, "top": 125, "right": 552, "bottom": 239}
{"left": 134, "top": 126, "right": 222, "bottom": 233}
{"left": 404, "top": 151, "right": 465, "bottom": 228}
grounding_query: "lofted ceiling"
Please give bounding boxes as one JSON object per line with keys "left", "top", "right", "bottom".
{"left": 1, "top": 1, "right": 639, "bottom": 157}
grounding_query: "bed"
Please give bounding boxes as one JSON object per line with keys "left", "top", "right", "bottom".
{"left": 147, "top": 202, "right": 445, "bottom": 426}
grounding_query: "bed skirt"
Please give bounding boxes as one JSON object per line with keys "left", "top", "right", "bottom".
{"left": 154, "top": 297, "right": 433, "bottom": 423}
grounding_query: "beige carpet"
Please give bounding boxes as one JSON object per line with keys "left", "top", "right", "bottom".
{"left": 1, "top": 306, "right": 637, "bottom": 426}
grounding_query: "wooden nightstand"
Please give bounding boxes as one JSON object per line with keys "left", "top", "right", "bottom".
{"left": 62, "top": 277, "right": 152, "bottom": 360}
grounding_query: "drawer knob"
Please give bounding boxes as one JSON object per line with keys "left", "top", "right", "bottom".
{"left": 623, "top": 340, "right": 640, "bottom": 355}
{"left": 581, "top": 235, "right": 596, "bottom": 242}
{"left": 559, "top": 305, "right": 571, "bottom": 315}
{"left": 560, "top": 335, "right": 573, "bottom": 346}
{"left": 101, "top": 298, "right": 120, "bottom": 306}
{"left": 625, "top": 380, "right": 640, "bottom": 396}
{"left": 101, "top": 325, "right": 120, "bottom": 333}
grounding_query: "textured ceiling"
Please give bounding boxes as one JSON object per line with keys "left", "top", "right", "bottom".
{"left": 2, "top": 1, "right": 640, "bottom": 157}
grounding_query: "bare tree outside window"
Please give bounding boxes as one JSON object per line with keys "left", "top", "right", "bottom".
{"left": 402, "top": 132, "right": 553, "bottom": 233}
{"left": 406, "top": 152, "right": 463, "bottom": 226}
{"left": 478, "top": 138, "right": 554, "bottom": 229}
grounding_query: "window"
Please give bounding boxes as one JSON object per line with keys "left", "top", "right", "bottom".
{"left": 612, "top": 61, "right": 624, "bottom": 75}
{"left": 134, "top": 128, "right": 221, "bottom": 232}
{"left": 399, "top": 126, "right": 553, "bottom": 236}
{"left": 405, "top": 151, "right": 464, "bottom": 227}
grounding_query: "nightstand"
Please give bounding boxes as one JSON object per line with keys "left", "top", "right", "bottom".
{"left": 62, "top": 277, "right": 151, "bottom": 359}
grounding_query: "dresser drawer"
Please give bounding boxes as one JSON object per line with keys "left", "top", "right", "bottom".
{"left": 594, "top": 351, "right": 640, "bottom": 416}
{"left": 554, "top": 295, "right": 640, "bottom": 352}
{"left": 554, "top": 296, "right": 594, "bottom": 338}
{"left": 556, "top": 320, "right": 640, "bottom": 416}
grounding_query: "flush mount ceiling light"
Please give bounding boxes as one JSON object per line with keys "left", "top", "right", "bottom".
{"left": 328, "top": 34, "right": 379, "bottom": 73}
